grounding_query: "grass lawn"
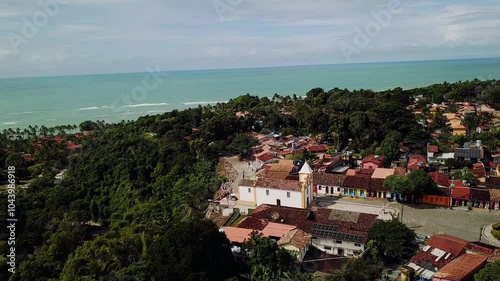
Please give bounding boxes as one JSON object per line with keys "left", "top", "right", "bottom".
{"left": 492, "top": 223, "right": 500, "bottom": 240}
{"left": 230, "top": 214, "right": 247, "bottom": 227}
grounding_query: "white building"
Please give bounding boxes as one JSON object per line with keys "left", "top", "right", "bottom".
{"left": 313, "top": 172, "right": 345, "bottom": 196}
{"left": 237, "top": 162, "right": 314, "bottom": 209}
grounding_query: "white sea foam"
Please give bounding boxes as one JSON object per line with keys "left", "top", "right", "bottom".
{"left": 78, "top": 106, "right": 115, "bottom": 111}
{"left": 122, "top": 103, "right": 169, "bottom": 108}
{"left": 182, "top": 101, "right": 228, "bottom": 105}
{"left": 146, "top": 110, "right": 166, "bottom": 114}
{"left": 2, "top": 122, "right": 18, "bottom": 125}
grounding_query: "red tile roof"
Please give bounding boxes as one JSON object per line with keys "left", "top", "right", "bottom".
{"left": 433, "top": 253, "right": 487, "bottom": 281}
{"left": 426, "top": 234, "right": 469, "bottom": 257}
{"left": 255, "top": 178, "right": 303, "bottom": 191}
{"left": 313, "top": 173, "right": 345, "bottom": 186}
{"left": 407, "top": 154, "right": 427, "bottom": 170}
{"left": 256, "top": 153, "right": 276, "bottom": 163}
{"left": 238, "top": 204, "right": 377, "bottom": 244}
{"left": 223, "top": 227, "right": 256, "bottom": 243}
{"left": 261, "top": 222, "right": 296, "bottom": 238}
{"left": 466, "top": 242, "right": 497, "bottom": 256}
{"left": 362, "top": 154, "right": 385, "bottom": 167}
{"left": 306, "top": 144, "right": 329, "bottom": 153}
{"left": 451, "top": 186, "right": 470, "bottom": 200}
{"left": 430, "top": 172, "right": 450, "bottom": 187}
{"left": 427, "top": 145, "right": 439, "bottom": 153}
{"left": 343, "top": 175, "right": 371, "bottom": 189}
{"left": 367, "top": 178, "right": 386, "bottom": 192}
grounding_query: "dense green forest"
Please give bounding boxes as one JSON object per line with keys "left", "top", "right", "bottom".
{"left": 0, "top": 79, "right": 499, "bottom": 280}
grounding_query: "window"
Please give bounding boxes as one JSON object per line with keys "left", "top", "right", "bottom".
{"left": 336, "top": 241, "right": 342, "bottom": 244}
{"left": 337, "top": 187, "right": 341, "bottom": 192}
{"left": 248, "top": 188, "right": 251, "bottom": 193}
{"left": 324, "top": 246, "right": 332, "bottom": 250}
{"left": 287, "top": 192, "right": 290, "bottom": 198}
{"left": 318, "top": 186, "right": 322, "bottom": 191}
{"left": 266, "top": 190, "right": 269, "bottom": 195}
{"left": 354, "top": 243, "right": 361, "bottom": 247}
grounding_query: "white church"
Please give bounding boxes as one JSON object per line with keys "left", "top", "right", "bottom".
{"left": 237, "top": 160, "right": 314, "bottom": 209}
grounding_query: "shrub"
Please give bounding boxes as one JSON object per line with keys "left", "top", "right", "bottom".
{"left": 492, "top": 223, "right": 500, "bottom": 230}
{"left": 492, "top": 229, "right": 500, "bottom": 240}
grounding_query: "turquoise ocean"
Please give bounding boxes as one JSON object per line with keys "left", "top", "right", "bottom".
{"left": 1, "top": 58, "right": 500, "bottom": 130}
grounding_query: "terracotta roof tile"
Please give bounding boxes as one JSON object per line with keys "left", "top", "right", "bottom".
{"left": 278, "top": 229, "right": 311, "bottom": 250}
{"left": 238, "top": 179, "right": 255, "bottom": 187}
{"left": 469, "top": 188, "right": 490, "bottom": 201}
{"left": 306, "top": 144, "right": 329, "bottom": 153}
{"left": 433, "top": 253, "right": 487, "bottom": 280}
{"left": 255, "top": 178, "right": 303, "bottom": 191}
{"left": 451, "top": 186, "right": 470, "bottom": 200}
{"left": 362, "top": 154, "right": 385, "bottom": 167}
{"left": 223, "top": 227, "right": 256, "bottom": 243}
{"left": 371, "top": 168, "right": 395, "bottom": 179}
{"left": 343, "top": 175, "right": 371, "bottom": 189}
{"left": 426, "top": 234, "right": 469, "bottom": 256}
{"left": 407, "top": 154, "right": 427, "bottom": 170}
{"left": 430, "top": 172, "right": 450, "bottom": 187}
{"left": 313, "top": 173, "right": 345, "bottom": 186}
{"left": 261, "top": 222, "right": 296, "bottom": 237}
{"left": 427, "top": 145, "right": 439, "bottom": 153}
{"left": 239, "top": 204, "right": 377, "bottom": 244}
{"left": 368, "top": 178, "right": 386, "bottom": 192}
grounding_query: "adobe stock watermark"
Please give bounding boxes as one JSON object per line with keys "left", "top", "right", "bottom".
{"left": 340, "top": 0, "right": 412, "bottom": 62}
{"left": 6, "top": 166, "right": 17, "bottom": 274}
{"left": 7, "top": 0, "right": 71, "bottom": 56}
{"left": 212, "top": 0, "right": 244, "bottom": 21}
{"left": 109, "top": 65, "right": 165, "bottom": 121}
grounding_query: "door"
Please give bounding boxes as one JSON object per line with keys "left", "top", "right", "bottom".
{"left": 276, "top": 199, "right": 281, "bottom": 206}
{"left": 331, "top": 186, "right": 334, "bottom": 194}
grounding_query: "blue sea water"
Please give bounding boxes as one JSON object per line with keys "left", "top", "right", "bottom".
{"left": 1, "top": 58, "right": 499, "bottom": 130}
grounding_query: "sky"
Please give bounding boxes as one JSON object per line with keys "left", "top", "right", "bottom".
{"left": 0, "top": 0, "right": 499, "bottom": 78}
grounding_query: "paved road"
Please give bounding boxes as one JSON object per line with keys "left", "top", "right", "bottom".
{"left": 324, "top": 198, "right": 500, "bottom": 243}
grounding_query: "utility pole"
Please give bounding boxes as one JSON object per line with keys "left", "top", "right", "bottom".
{"left": 400, "top": 204, "right": 404, "bottom": 223}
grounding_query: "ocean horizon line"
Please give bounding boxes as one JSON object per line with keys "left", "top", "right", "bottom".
{"left": 1, "top": 56, "right": 499, "bottom": 81}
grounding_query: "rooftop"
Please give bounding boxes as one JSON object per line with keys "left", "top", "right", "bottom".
{"left": 261, "top": 222, "right": 296, "bottom": 238}
{"left": 313, "top": 172, "right": 345, "bottom": 186}
{"left": 254, "top": 178, "right": 303, "bottom": 192}
{"left": 237, "top": 204, "right": 377, "bottom": 244}
{"left": 277, "top": 228, "right": 311, "bottom": 250}
{"left": 433, "top": 253, "right": 487, "bottom": 281}
{"left": 222, "top": 227, "right": 255, "bottom": 243}
{"left": 371, "top": 168, "right": 395, "bottom": 179}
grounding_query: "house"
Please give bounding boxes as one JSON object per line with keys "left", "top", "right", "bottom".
{"left": 342, "top": 174, "right": 371, "bottom": 198}
{"left": 361, "top": 154, "right": 385, "bottom": 169}
{"left": 236, "top": 204, "right": 378, "bottom": 257}
{"left": 407, "top": 154, "right": 427, "bottom": 171}
{"left": 427, "top": 145, "right": 439, "bottom": 163}
{"left": 454, "top": 141, "right": 484, "bottom": 162}
{"left": 402, "top": 234, "right": 469, "bottom": 281}
{"left": 490, "top": 189, "right": 500, "bottom": 210}
{"left": 448, "top": 118, "right": 467, "bottom": 136}
{"left": 469, "top": 188, "right": 490, "bottom": 209}
{"left": 306, "top": 144, "right": 329, "bottom": 153}
{"left": 477, "top": 104, "right": 495, "bottom": 114}
{"left": 371, "top": 168, "right": 395, "bottom": 179}
{"left": 468, "top": 162, "right": 486, "bottom": 183}
{"left": 237, "top": 160, "right": 314, "bottom": 209}
{"left": 430, "top": 172, "right": 450, "bottom": 188}
{"left": 313, "top": 173, "right": 345, "bottom": 196}
{"left": 368, "top": 178, "right": 390, "bottom": 199}
{"left": 277, "top": 229, "right": 312, "bottom": 262}
{"left": 450, "top": 181, "right": 470, "bottom": 207}
{"left": 432, "top": 253, "right": 487, "bottom": 281}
